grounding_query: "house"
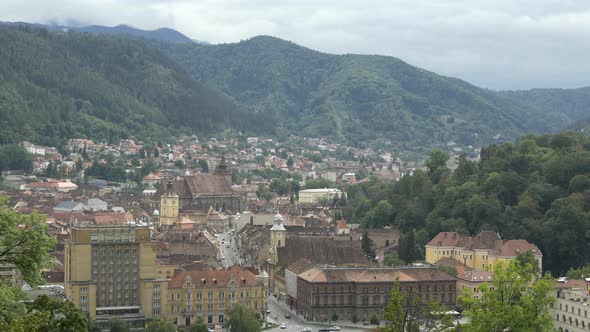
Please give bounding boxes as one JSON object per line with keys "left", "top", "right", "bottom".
{"left": 83, "top": 198, "right": 108, "bottom": 211}
{"left": 54, "top": 201, "right": 85, "bottom": 213}
{"left": 26, "top": 179, "right": 78, "bottom": 192}
{"left": 336, "top": 219, "right": 351, "bottom": 235}
{"left": 550, "top": 278, "right": 590, "bottom": 332}
{"left": 425, "top": 231, "right": 542, "bottom": 272}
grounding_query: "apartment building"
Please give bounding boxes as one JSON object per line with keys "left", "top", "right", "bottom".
{"left": 167, "top": 266, "right": 266, "bottom": 327}
{"left": 64, "top": 220, "right": 164, "bottom": 330}
{"left": 551, "top": 278, "right": 590, "bottom": 332}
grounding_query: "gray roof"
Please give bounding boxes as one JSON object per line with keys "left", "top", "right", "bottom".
{"left": 55, "top": 200, "right": 83, "bottom": 210}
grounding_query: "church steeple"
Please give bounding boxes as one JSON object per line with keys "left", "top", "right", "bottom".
{"left": 214, "top": 154, "right": 231, "bottom": 176}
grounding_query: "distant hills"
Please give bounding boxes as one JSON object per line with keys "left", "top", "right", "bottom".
{"left": 154, "top": 36, "right": 572, "bottom": 153}
{"left": 0, "top": 26, "right": 266, "bottom": 147}
{"left": 1, "top": 23, "right": 589, "bottom": 155}
{"left": 0, "top": 21, "right": 196, "bottom": 43}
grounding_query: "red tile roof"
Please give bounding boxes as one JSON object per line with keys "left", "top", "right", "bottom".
{"left": 169, "top": 265, "right": 260, "bottom": 288}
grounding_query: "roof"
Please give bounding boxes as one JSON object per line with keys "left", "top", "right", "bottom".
{"left": 299, "top": 188, "right": 342, "bottom": 194}
{"left": 158, "top": 174, "right": 234, "bottom": 197}
{"left": 457, "top": 271, "right": 493, "bottom": 283}
{"left": 298, "top": 266, "right": 457, "bottom": 284}
{"left": 93, "top": 212, "right": 135, "bottom": 225}
{"left": 169, "top": 265, "right": 260, "bottom": 288}
{"left": 54, "top": 200, "right": 83, "bottom": 210}
{"left": 427, "top": 231, "right": 542, "bottom": 257}
{"left": 277, "top": 238, "right": 368, "bottom": 267}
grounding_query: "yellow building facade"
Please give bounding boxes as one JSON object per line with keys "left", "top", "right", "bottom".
{"left": 65, "top": 222, "right": 161, "bottom": 329}
{"left": 167, "top": 266, "right": 266, "bottom": 327}
{"left": 160, "top": 191, "right": 180, "bottom": 226}
{"left": 425, "top": 231, "right": 542, "bottom": 272}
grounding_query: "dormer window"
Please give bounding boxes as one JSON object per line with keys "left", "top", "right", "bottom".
{"left": 202, "top": 278, "right": 206, "bottom": 285}
{"left": 213, "top": 278, "right": 217, "bottom": 285}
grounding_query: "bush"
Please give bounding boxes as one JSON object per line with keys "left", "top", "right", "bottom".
{"left": 370, "top": 314, "right": 380, "bottom": 325}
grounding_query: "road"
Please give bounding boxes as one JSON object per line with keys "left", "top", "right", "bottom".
{"left": 265, "top": 297, "right": 369, "bottom": 332}
{"left": 217, "top": 231, "right": 240, "bottom": 268}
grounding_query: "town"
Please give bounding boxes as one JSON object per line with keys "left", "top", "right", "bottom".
{"left": 1, "top": 134, "right": 587, "bottom": 332}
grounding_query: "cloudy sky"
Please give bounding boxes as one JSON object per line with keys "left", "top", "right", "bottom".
{"left": 2, "top": 0, "right": 589, "bottom": 90}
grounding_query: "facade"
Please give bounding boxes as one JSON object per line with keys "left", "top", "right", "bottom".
{"left": 160, "top": 190, "right": 180, "bottom": 226}
{"left": 167, "top": 266, "right": 266, "bottom": 327}
{"left": 298, "top": 188, "right": 345, "bottom": 204}
{"left": 425, "top": 231, "right": 542, "bottom": 272}
{"left": 551, "top": 279, "right": 590, "bottom": 332}
{"left": 296, "top": 265, "right": 457, "bottom": 322}
{"left": 64, "top": 221, "right": 164, "bottom": 329}
{"left": 157, "top": 174, "right": 243, "bottom": 213}
{"left": 456, "top": 270, "right": 493, "bottom": 299}
{"left": 207, "top": 211, "right": 230, "bottom": 234}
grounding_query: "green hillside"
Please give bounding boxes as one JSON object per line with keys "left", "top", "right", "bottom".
{"left": 0, "top": 26, "right": 267, "bottom": 147}
{"left": 155, "top": 36, "right": 569, "bottom": 153}
{"left": 500, "top": 87, "right": 590, "bottom": 123}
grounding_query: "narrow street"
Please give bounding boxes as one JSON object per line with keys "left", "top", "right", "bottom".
{"left": 217, "top": 231, "right": 240, "bottom": 268}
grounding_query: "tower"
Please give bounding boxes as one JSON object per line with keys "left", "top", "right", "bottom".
{"left": 214, "top": 154, "right": 231, "bottom": 176}
{"left": 270, "top": 212, "right": 286, "bottom": 248}
{"left": 159, "top": 180, "right": 179, "bottom": 226}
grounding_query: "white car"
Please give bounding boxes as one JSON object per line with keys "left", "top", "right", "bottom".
{"left": 301, "top": 328, "right": 312, "bottom": 332}
{"left": 280, "top": 323, "right": 287, "bottom": 329}
{"left": 329, "top": 327, "right": 341, "bottom": 331}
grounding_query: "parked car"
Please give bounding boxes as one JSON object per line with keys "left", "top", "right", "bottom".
{"left": 329, "top": 327, "right": 341, "bottom": 331}
{"left": 280, "top": 323, "right": 287, "bottom": 329}
{"left": 301, "top": 328, "right": 312, "bottom": 332}
{"left": 285, "top": 313, "right": 291, "bottom": 319}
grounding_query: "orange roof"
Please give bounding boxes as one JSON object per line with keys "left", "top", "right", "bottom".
{"left": 169, "top": 265, "right": 260, "bottom": 288}
{"left": 93, "top": 212, "right": 134, "bottom": 225}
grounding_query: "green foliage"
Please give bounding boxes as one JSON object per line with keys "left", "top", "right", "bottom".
{"left": 437, "top": 265, "right": 458, "bottom": 278}
{"left": 383, "top": 253, "right": 406, "bottom": 267}
{"left": 459, "top": 261, "right": 555, "bottom": 332}
{"left": 156, "top": 36, "right": 569, "bottom": 154}
{"left": 516, "top": 250, "right": 541, "bottom": 275}
{"left": 0, "top": 289, "right": 88, "bottom": 331}
{"left": 398, "top": 229, "right": 422, "bottom": 264}
{"left": 188, "top": 316, "right": 208, "bottom": 332}
{"left": 361, "top": 231, "right": 376, "bottom": 261}
{"left": 0, "top": 26, "right": 268, "bottom": 147}
{"left": 145, "top": 318, "right": 176, "bottom": 332}
{"left": 303, "top": 178, "right": 335, "bottom": 189}
{"left": 346, "top": 132, "right": 590, "bottom": 274}
{"left": 197, "top": 159, "right": 209, "bottom": 173}
{"left": 227, "top": 304, "right": 260, "bottom": 332}
{"left": 370, "top": 314, "right": 380, "bottom": 325}
{"left": 0, "top": 197, "right": 56, "bottom": 286}
{"left": 0, "top": 145, "right": 33, "bottom": 173}
{"left": 565, "top": 263, "right": 590, "bottom": 279}
{"left": 110, "top": 318, "right": 130, "bottom": 332}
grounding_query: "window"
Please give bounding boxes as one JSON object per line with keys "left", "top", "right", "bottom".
{"left": 208, "top": 303, "right": 214, "bottom": 311}
{"left": 219, "top": 315, "right": 224, "bottom": 323}
{"left": 153, "top": 300, "right": 160, "bottom": 308}
{"left": 219, "top": 303, "right": 225, "bottom": 310}
{"left": 153, "top": 284, "right": 160, "bottom": 291}
{"left": 197, "top": 292, "right": 202, "bottom": 300}
{"left": 208, "top": 292, "right": 213, "bottom": 300}
{"left": 197, "top": 304, "right": 202, "bottom": 312}
{"left": 80, "top": 287, "right": 88, "bottom": 294}
{"left": 79, "top": 295, "right": 88, "bottom": 303}
{"left": 208, "top": 316, "right": 213, "bottom": 324}
{"left": 219, "top": 291, "right": 225, "bottom": 300}
{"left": 153, "top": 292, "right": 160, "bottom": 299}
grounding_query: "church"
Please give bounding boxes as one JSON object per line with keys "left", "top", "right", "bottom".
{"left": 156, "top": 156, "right": 244, "bottom": 215}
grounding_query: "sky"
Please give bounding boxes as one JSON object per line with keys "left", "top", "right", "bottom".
{"left": 1, "top": 0, "right": 589, "bottom": 90}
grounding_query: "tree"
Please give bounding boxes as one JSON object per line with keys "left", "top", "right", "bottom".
{"left": 516, "top": 249, "right": 541, "bottom": 275}
{"left": 286, "top": 157, "right": 294, "bottom": 168}
{"left": 188, "top": 316, "right": 208, "bottom": 332}
{"left": 227, "top": 304, "right": 260, "bottom": 332}
{"left": 361, "top": 231, "right": 376, "bottom": 261}
{"left": 459, "top": 261, "right": 555, "bottom": 332}
{"left": 425, "top": 149, "right": 449, "bottom": 176}
{"left": 398, "top": 229, "right": 420, "bottom": 264}
{"left": 28, "top": 295, "right": 89, "bottom": 332}
{"left": 383, "top": 253, "right": 406, "bottom": 267}
{"left": 145, "top": 318, "right": 176, "bottom": 332}
{"left": 382, "top": 281, "right": 417, "bottom": 332}
{"left": 0, "top": 197, "right": 56, "bottom": 286}
{"left": 198, "top": 159, "right": 209, "bottom": 173}
{"left": 174, "top": 160, "right": 185, "bottom": 169}
{"left": 110, "top": 318, "right": 130, "bottom": 332}
{"left": 566, "top": 263, "right": 590, "bottom": 279}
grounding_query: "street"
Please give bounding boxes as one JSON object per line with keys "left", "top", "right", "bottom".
{"left": 265, "top": 297, "right": 370, "bottom": 332}
{"left": 217, "top": 231, "right": 240, "bottom": 268}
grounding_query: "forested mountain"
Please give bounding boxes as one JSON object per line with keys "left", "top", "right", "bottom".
{"left": 154, "top": 36, "right": 570, "bottom": 153}
{"left": 0, "top": 22, "right": 195, "bottom": 43}
{"left": 500, "top": 87, "right": 590, "bottom": 123}
{"left": 344, "top": 131, "right": 590, "bottom": 274}
{"left": 0, "top": 26, "right": 267, "bottom": 147}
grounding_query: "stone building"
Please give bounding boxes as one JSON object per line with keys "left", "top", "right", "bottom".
{"left": 425, "top": 231, "right": 542, "bottom": 272}
{"left": 551, "top": 279, "right": 590, "bottom": 332}
{"left": 167, "top": 266, "right": 266, "bottom": 327}
{"left": 296, "top": 265, "right": 457, "bottom": 322}
{"left": 64, "top": 221, "right": 167, "bottom": 329}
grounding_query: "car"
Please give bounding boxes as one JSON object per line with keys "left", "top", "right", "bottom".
{"left": 265, "top": 309, "right": 271, "bottom": 314}
{"left": 301, "top": 328, "right": 312, "bottom": 332}
{"left": 329, "top": 327, "right": 341, "bottom": 331}
{"left": 285, "top": 313, "right": 291, "bottom": 319}
{"left": 225, "top": 244, "right": 230, "bottom": 248}
{"left": 317, "top": 329, "right": 331, "bottom": 332}
{"left": 280, "top": 323, "right": 287, "bottom": 329}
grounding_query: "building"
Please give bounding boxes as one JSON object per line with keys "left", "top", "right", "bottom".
{"left": 167, "top": 266, "right": 266, "bottom": 327}
{"left": 54, "top": 200, "right": 85, "bottom": 213}
{"left": 425, "top": 231, "right": 542, "bottom": 272}
{"left": 207, "top": 210, "right": 230, "bottom": 234}
{"left": 157, "top": 173, "right": 243, "bottom": 213}
{"left": 83, "top": 198, "right": 108, "bottom": 212}
{"left": 25, "top": 179, "right": 78, "bottom": 192}
{"left": 551, "top": 278, "right": 590, "bottom": 332}
{"left": 298, "top": 188, "right": 345, "bottom": 204}
{"left": 456, "top": 270, "right": 493, "bottom": 299}
{"left": 296, "top": 264, "right": 457, "bottom": 322}
{"left": 64, "top": 220, "right": 166, "bottom": 329}
{"left": 160, "top": 189, "right": 180, "bottom": 226}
